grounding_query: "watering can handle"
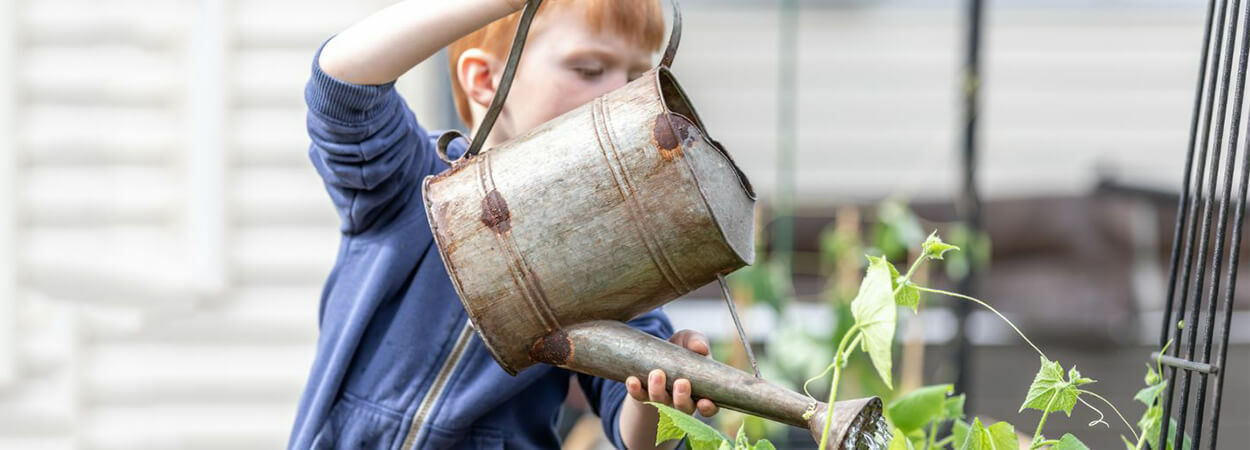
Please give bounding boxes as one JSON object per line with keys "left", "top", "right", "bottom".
{"left": 717, "top": 273, "right": 760, "bottom": 378}
{"left": 437, "top": 0, "right": 684, "bottom": 166}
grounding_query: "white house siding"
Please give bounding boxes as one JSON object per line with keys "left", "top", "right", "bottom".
{"left": 0, "top": 0, "right": 1229, "bottom": 449}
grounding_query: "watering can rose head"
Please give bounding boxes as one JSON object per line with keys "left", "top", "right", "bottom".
{"left": 448, "top": 0, "right": 669, "bottom": 147}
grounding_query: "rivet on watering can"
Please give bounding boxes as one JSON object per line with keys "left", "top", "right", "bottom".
{"left": 479, "top": 190, "right": 511, "bottom": 234}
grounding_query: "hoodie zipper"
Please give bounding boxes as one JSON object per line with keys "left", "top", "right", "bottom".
{"left": 399, "top": 320, "right": 474, "bottom": 449}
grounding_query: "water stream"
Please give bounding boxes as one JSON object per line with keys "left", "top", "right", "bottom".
{"left": 841, "top": 412, "right": 894, "bottom": 450}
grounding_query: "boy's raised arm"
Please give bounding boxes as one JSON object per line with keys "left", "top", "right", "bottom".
{"left": 319, "top": 0, "right": 525, "bottom": 85}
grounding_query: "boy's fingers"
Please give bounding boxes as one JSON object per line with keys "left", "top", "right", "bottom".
{"left": 670, "top": 330, "right": 711, "bottom": 357}
{"left": 696, "top": 399, "right": 719, "bottom": 417}
{"left": 672, "top": 379, "right": 695, "bottom": 414}
{"left": 626, "top": 376, "right": 647, "bottom": 402}
{"left": 647, "top": 369, "right": 671, "bottom": 404}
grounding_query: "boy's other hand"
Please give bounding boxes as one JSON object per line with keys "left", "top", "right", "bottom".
{"left": 623, "top": 329, "right": 720, "bottom": 417}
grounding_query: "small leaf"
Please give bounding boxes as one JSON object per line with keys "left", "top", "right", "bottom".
{"left": 1053, "top": 433, "right": 1090, "bottom": 450}
{"left": 952, "top": 419, "right": 970, "bottom": 449}
{"left": 852, "top": 255, "right": 900, "bottom": 389}
{"left": 1122, "top": 435, "right": 1137, "bottom": 450}
{"left": 1134, "top": 381, "right": 1166, "bottom": 406}
{"left": 885, "top": 260, "right": 920, "bottom": 311}
{"left": 1138, "top": 402, "right": 1163, "bottom": 449}
{"left": 648, "top": 402, "right": 726, "bottom": 450}
{"left": 943, "top": 394, "right": 967, "bottom": 420}
{"left": 1019, "top": 356, "right": 1081, "bottom": 416}
{"left": 888, "top": 427, "right": 915, "bottom": 450}
{"left": 922, "top": 231, "right": 960, "bottom": 260}
{"left": 752, "top": 439, "right": 777, "bottom": 450}
{"left": 1068, "top": 366, "right": 1096, "bottom": 386}
{"left": 959, "top": 418, "right": 1019, "bottom": 450}
{"left": 734, "top": 423, "right": 749, "bottom": 449}
{"left": 1145, "top": 364, "right": 1161, "bottom": 386}
{"left": 886, "top": 384, "right": 954, "bottom": 433}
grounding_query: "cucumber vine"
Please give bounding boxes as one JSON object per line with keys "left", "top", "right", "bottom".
{"left": 653, "top": 231, "right": 1184, "bottom": 450}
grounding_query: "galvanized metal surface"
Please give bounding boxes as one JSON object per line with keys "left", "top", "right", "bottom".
{"left": 423, "top": 66, "right": 756, "bottom": 374}
{"left": 533, "top": 320, "right": 884, "bottom": 449}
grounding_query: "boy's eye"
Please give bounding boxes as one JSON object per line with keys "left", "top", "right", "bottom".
{"left": 573, "top": 66, "right": 604, "bottom": 79}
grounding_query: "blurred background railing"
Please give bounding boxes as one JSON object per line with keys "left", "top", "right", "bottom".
{"left": 0, "top": 0, "right": 1245, "bottom": 449}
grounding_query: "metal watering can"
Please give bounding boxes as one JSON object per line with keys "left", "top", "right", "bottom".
{"left": 422, "top": 1, "right": 887, "bottom": 447}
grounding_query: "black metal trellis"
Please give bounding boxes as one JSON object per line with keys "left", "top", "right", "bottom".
{"left": 1155, "top": 0, "right": 1248, "bottom": 447}
{"left": 952, "top": 0, "right": 984, "bottom": 406}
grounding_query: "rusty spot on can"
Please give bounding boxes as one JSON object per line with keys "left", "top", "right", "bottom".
{"left": 479, "top": 189, "right": 511, "bottom": 233}
{"left": 653, "top": 113, "right": 683, "bottom": 162}
{"left": 530, "top": 329, "right": 573, "bottom": 365}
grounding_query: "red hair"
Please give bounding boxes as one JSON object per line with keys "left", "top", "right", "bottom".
{"left": 447, "top": 0, "right": 665, "bottom": 127}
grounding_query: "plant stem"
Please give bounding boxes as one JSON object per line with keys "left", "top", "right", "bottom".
{"left": 912, "top": 286, "right": 1047, "bottom": 359}
{"left": 934, "top": 436, "right": 954, "bottom": 448}
{"left": 1079, "top": 389, "right": 1139, "bottom": 442}
{"left": 1034, "top": 439, "right": 1061, "bottom": 448}
{"left": 803, "top": 324, "right": 862, "bottom": 399}
{"left": 902, "top": 253, "right": 926, "bottom": 284}
{"left": 818, "top": 326, "right": 862, "bottom": 450}
{"left": 1031, "top": 393, "right": 1059, "bottom": 448}
{"left": 927, "top": 420, "right": 939, "bottom": 450}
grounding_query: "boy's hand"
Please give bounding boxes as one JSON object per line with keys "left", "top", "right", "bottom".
{"left": 623, "top": 329, "right": 720, "bottom": 417}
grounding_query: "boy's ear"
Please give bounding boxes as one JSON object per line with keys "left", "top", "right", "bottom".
{"left": 457, "top": 49, "right": 500, "bottom": 109}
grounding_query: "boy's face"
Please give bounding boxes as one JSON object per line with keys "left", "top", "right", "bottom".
{"left": 465, "top": 5, "right": 655, "bottom": 145}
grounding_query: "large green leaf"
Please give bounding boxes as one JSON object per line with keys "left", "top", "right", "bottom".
{"left": 648, "top": 402, "right": 726, "bottom": 450}
{"left": 886, "top": 384, "right": 954, "bottom": 433}
{"left": 852, "top": 255, "right": 899, "bottom": 389}
{"left": 1053, "top": 433, "right": 1090, "bottom": 450}
{"left": 959, "top": 418, "right": 1019, "bottom": 450}
{"left": 1019, "top": 356, "right": 1094, "bottom": 416}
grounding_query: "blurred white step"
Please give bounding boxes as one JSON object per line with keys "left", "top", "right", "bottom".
{"left": 231, "top": 166, "right": 337, "bottom": 227}
{"left": 84, "top": 341, "right": 312, "bottom": 404}
{"left": 232, "top": 226, "right": 338, "bottom": 283}
{"left": 83, "top": 403, "right": 294, "bottom": 450}
{"left": 22, "top": 105, "right": 181, "bottom": 167}
{"left": 106, "top": 284, "right": 320, "bottom": 344}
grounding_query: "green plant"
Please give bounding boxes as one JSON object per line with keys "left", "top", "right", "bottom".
{"left": 801, "top": 232, "right": 1150, "bottom": 450}
{"left": 648, "top": 402, "right": 776, "bottom": 450}
{"left": 656, "top": 231, "right": 1186, "bottom": 450}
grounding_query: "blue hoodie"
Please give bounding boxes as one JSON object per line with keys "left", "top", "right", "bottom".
{"left": 288, "top": 43, "right": 675, "bottom": 449}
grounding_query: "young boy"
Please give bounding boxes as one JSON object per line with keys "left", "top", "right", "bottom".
{"left": 289, "top": 1, "right": 719, "bottom": 448}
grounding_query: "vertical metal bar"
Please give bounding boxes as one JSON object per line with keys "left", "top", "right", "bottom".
{"left": 774, "top": 0, "right": 797, "bottom": 274}
{"left": 1187, "top": 2, "right": 1250, "bottom": 447}
{"left": 1161, "top": 0, "right": 1221, "bottom": 355}
{"left": 953, "top": 0, "right": 984, "bottom": 402}
{"left": 1159, "top": 1, "right": 1231, "bottom": 448}
{"left": 1167, "top": 0, "right": 1243, "bottom": 446}
{"left": 1205, "top": 87, "right": 1250, "bottom": 450}
{"left": 189, "top": 0, "right": 228, "bottom": 297}
{"left": 0, "top": 0, "right": 15, "bottom": 389}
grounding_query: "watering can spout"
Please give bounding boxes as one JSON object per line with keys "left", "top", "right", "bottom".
{"left": 530, "top": 321, "right": 885, "bottom": 449}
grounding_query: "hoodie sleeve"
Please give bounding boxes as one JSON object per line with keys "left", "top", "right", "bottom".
{"left": 575, "top": 308, "right": 676, "bottom": 449}
{"left": 303, "top": 39, "right": 440, "bottom": 235}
